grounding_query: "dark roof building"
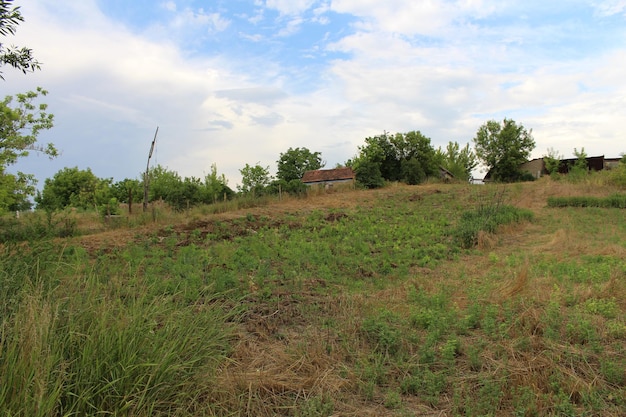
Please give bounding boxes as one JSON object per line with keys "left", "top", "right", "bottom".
{"left": 485, "top": 155, "right": 621, "bottom": 181}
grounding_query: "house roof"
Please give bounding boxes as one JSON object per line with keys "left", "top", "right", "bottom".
{"left": 301, "top": 167, "right": 355, "bottom": 183}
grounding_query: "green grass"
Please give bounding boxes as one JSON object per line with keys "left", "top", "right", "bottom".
{"left": 1, "top": 182, "right": 626, "bottom": 415}
{"left": 547, "top": 193, "right": 626, "bottom": 208}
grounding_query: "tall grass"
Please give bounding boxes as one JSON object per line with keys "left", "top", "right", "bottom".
{"left": 453, "top": 203, "right": 534, "bottom": 248}
{"left": 2, "top": 182, "right": 626, "bottom": 415}
{"left": 0, "top": 245, "right": 233, "bottom": 416}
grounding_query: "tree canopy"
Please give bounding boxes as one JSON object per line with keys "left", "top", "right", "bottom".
{"left": 348, "top": 131, "right": 438, "bottom": 187}
{"left": 0, "top": 0, "right": 40, "bottom": 79}
{"left": 276, "top": 147, "right": 324, "bottom": 182}
{"left": 473, "top": 119, "right": 535, "bottom": 182}
{"left": 0, "top": 2, "right": 54, "bottom": 214}
{"left": 436, "top": 142, "right": 477, "bottom": 181}
{"left": 238, "top": 163, "right": 272, "bottom": 196}
{"left": 36, "top": 167, "right": 109, "bottom": 211}
{"left": 0, "top": 88, "right": 56, "bottom": 213}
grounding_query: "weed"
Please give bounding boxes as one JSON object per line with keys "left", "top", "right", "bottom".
{"left": 384, "top": 389, "right": 402, "bottom": 409}
{"left": 361, "top": 311, "right": 402, "bottom": 355}
{"left": 582, "top": 297, "right": 619, "bottom": 319}
{"left": 400, "top": 369, "right": 447, "bottom": 406}
{"left": 600, "top": 360, "right": 626, "bottom": 387}
{"left": 453, "top": 204, "right": 533, "bottom": 248}
{"left": 296, "top": 395, "right": 334, "bottom": 417}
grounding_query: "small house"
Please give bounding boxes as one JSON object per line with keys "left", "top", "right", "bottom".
{"left": 301, "top": 167, "right": 355, "bottom": 188}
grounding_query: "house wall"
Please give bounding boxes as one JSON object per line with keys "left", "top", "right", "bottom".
{"left": 519, "top": 159, "right": 546, "bottom": 178}
{"left": 304, "top": 179, "right": 354, "bottom": 187}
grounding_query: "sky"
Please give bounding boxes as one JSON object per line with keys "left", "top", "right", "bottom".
{"left": 3, "top": 0, "right": 626, "bottom": 188}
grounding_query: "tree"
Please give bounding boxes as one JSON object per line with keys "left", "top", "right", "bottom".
{"left": 36, "top": 167, "right": 110, "bottom": 211}
{"left": 111, "top": 178, "right": 142, "bottom": 205}
{"left": 0, "top": 88, "right": 55, "bottom": 213}
{"left": 350, "top": 130, "right": 438, "bottom": 184}
{"left": 543, "top": 147, "right": 563, "bottom": 176}
{"left": 473, "top": 118, "right": 535, "bottom": 182}
{"left": 0, "top": 170, "right": 34, "bottom": 211}
{"left": 401, "top": 157, "right": 425, "bottom": 185}
{"left": 0, "top": 88, "right": 55, "bottom": 166}
{"left": 238, "top": 163, "right": 271, "bottom": 196}
{"left": 354, "top": 160, "right": 384, "bottom": 189}
{"left": 437, "top": 141, "right": 478, "bottom": 181}
{"left": 391, "top": 131, "right": 438, "bottom": 181}
{"left": 568, "top": 147, "right": 589, "bottom": 182}
{"left": 276, "top": 147, "right": 324, "bottom": 182}
{"left": 147, "top": 165, "right": 180, "bottom": 202}
{"left": 204, "top": 163, "right": 234, "bottom": 202}
{"left": 0, "top": 4, "right": 55, "bottom": 214}
{"left": 355, "top": 132, "right": 400, "bottom": 181}
{"left": 1, "top": 0, "right": 41, "bottom": 79}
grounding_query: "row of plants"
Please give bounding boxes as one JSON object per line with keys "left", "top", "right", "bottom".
{"left": 547, "top": 194, "right": 626, "bottom": 208}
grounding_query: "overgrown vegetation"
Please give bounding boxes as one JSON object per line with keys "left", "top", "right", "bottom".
{"left": 1, "top": 178, "right": 626, "bottom": 416}
{"left": 453, "top": 197, "right": 534, "bottom": 248}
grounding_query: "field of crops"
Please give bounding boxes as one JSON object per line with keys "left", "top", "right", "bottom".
{"left": 1, "top": 179, "right": 625, "bottom": 416}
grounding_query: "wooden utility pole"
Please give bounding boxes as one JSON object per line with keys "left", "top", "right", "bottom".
{"left": 143, "top": 126, "right": 159, "bottom": 212}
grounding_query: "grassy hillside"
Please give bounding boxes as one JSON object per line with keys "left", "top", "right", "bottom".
{"left": 1, "top": 179, "right": 625, "bottom": 416}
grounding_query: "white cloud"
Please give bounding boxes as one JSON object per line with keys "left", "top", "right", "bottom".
{"left": 592, "top": 0, "right": 626, "bottom": 17}
{"left": 330, "top": 0, "right": 496, "bottom": 36}
{"left": 161, "top": 1, "right": 177, "bottom": 12}
{"left": 276, "top": 17, "right": 304, "bottom": 37}
{"left": 264, "top": 0, "right": 318, "bottom": 16}
{"left": 169, "top": 8, "right": 230, "bottom": 33}
{"left": 6, "top": 0, "right": 625, "bottom": 188}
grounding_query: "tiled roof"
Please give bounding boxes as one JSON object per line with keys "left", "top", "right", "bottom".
{"left": 301, "top": 167, "right": 355, "bottom": 183}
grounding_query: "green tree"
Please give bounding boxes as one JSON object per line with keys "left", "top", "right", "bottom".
{"left": 36, "top": 167, "right": 110, "bottom": 211}
{"left": 567, "top": 147, "right": 589, "bottom": 182}
{"left": 543, "top": 147, "right": 563, "bottom": 176}
{"left": 204, "top": 163, "right": 234, "bottom": 202}
{"left": 473, "top": 118, "right": 535, "bottom": 182}
{"left": 0, "top": 171, "right": 34, "bottom": 211}
{"left": 1, "top": 0, "right": 41, "bottom": 79}
{"left": 437, "top": 141, "right": 477, "bottom": 181}
{"left": 354, "top": 160, "right": 385, "bottom": 189}
{"left": 111, "top": 178, "right": 142, "bottom": 205}
{"left": 351, "top": 131, "right": 438, "bottom": 184}
{"left": 276, "top": 147, "right": 324, "bottom": 182}
{"left": 356, "top": 132, "right": 400, "bottom": 181}
{"left": 401, "top": 157, "right": 425, "bottom": 185}
{"left": 0, "top": 4, "right": 54, "bottom": 213}
{"left": 0, "top": 88, "right": 56, "bottom": 213}
{"left": 238, "top": 163, "right": 271, "bottom": 196}
{"left": 0, "top": 88, "right": 55, "bottom": 166}
{"left": 392, "top": 131, "right": 438, "bottom": 181}
{"left": 146, "top": 164, "right": 184, "bottom": 207}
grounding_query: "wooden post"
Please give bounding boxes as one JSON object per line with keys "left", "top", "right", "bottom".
{"left": 143, "top": 127, "right": 159, "bottom": 212}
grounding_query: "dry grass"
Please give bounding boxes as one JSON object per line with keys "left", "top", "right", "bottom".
{"left": 11, "top": 179, "right": 625, "bottom": 416}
